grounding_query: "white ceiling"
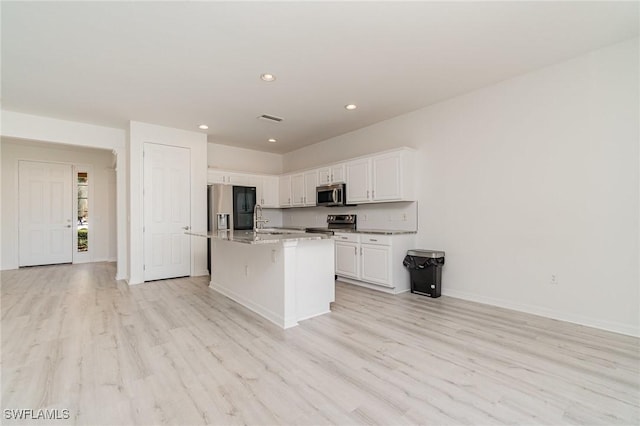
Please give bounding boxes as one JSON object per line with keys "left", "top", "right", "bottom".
{"left": 2, "top": 1, "right": 638, "bottom": 154}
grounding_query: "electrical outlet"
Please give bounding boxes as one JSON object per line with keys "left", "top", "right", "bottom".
{"left": 550, "top": 274, "right": 558, "bottom": 285}
{"left": 362, "top": 214, "right": 368, "bottom": 221}
{"left": 402, "top": 213, "right": 407, "bottom": 221}
{"left": 245, "top": 265, "right": 249, "bottom": 276}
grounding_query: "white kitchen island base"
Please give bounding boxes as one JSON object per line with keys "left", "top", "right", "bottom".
{"left": 210, "top": 236, "right": 335, "bottom": 329}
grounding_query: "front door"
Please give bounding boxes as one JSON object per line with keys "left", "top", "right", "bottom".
{"left": 143, "top": 143, "right": 191, "bottom": 281}
{"left": 18, "top": 161, "right": 73, "bottom": 266}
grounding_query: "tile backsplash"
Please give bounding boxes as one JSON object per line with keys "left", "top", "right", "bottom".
{"left": 278, "top": 201, "right": 418, "bottom": 231}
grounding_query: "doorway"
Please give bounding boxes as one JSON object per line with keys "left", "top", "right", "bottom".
{"left": 143, "top": 143, "right": 191, "bottom": 281}
{"left": 18, "top": 161, "right": 73, "bottom": 266}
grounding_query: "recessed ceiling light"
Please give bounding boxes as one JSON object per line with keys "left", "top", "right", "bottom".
{"left": 268, "top": 138, "right": 277, "bottom": 143}
{"left": 345, "top": 104, "right": 357, "bottom": 110}
{"left": 260, "top": 73, "right": 276, "bottom": 82}
{"left": 198, "top": 124, "right": 209, "bottom": 130}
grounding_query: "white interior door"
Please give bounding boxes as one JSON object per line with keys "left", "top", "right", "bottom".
{"left": 19, "top": 161, "right": 73, "bottom": 266}
{"left": 143, "top": 143, "right": 191, "bottom": 281}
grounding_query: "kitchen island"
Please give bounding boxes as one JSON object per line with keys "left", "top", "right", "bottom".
{"left": 209, "top": 230, "right": 335, "bottom": 329}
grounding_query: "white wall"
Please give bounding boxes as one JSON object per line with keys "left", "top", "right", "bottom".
{"left": 128, "top": 121, "right": 208, "bottom": 284}
{"left": 279, "top": 38, "right": 640, "bottom": 336}
{"left": 208, "top": 142, "right": 283, "bottom": 174}
{"left": 1, "top": 138, "right": 117, "bottom": 269}
{"left": 0, "top": 111, "right": 128, "bottom": 279}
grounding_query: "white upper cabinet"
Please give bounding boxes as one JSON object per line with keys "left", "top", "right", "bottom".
{"left": 279, "top": 175, "right": 292, "bottom": 207}
{"left": 372, "top": 152, "right": 402, "bottom": 201}
{"left": 208, "top": 147, "right": 415, "bottom": 208}
{"left": 303, "top": 170, "right": 318, "bottom": 206}
{"left": 290, "top": 173, "right": 305, "bottom": 206}
{"left": 345, "top": 148, "right": 415, "bottom": 204}
{"left": 318, "top": 164, "right": 345, "bottom": 185}
{"left": 208, "top": 169, "right": 280, "bottom": 207}
{"left": 258, "top": 176, "right": 279, "bottom": 207}
{"left": 345, "top": 158, "right": 371, "bottom": 203}
{"left": 207, "top": 169, "right": 228, "bottom": 184}
{"left": 207, "top": 169, "right": 253, "bottom": 186}
{"left": 292, "top": 170, "right": 318, "bottom": 206}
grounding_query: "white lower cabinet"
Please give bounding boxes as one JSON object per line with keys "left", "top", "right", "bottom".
{"left": 360, "top": 244, "right": 391, "bottom": 286}
{"left": 335, "top": 241, "right": 359, "bottom": 279}
{"left": 334, "top": 232, "right": 415, "bottom": 294}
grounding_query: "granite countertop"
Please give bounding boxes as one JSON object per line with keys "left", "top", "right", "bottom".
{"left": 187, "top": 230, "right": 329, "bottom": 245}
{"left": 186, "top": 227, "right": 416, "bottom": 242}
{"left": 269, "top": 226, "right": 417, "bottom": 235}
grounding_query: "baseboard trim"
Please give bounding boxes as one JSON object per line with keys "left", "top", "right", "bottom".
{"left": 442, "top": 288, "right": 640, "bottom": 337}
{"left": 209, "top": 280, "right": 294, "bottom": 329}
{"left": 193, "top": 269, "right": 209, "bottom": 277}
{"left": 336, "top": 276, "right": 407, "bottom": 294}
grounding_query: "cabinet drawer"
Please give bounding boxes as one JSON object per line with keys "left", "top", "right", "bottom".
{"left": 333, "top": 233, "right": 359, "bottom": 243}
{"left": 360, "top": 234, "right": 391, "bottom": 245}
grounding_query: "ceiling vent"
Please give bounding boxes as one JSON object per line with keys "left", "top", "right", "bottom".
{"left": 258, "top": 114, "right": 284, "bottom": 123}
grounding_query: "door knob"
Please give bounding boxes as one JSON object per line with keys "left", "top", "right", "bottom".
{"left": 182, "top": 226, "right": 190, "bottom": 230}
{"left": 66, "top": 225, "right": 72, "bottom": 228}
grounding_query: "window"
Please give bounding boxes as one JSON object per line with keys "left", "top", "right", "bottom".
{"left": 77, "top": 172, "right": 88, "bottom": 252}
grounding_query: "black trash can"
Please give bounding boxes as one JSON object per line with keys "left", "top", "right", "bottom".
{"left": 403, "top": 249, "right": 445, "bottom": 298}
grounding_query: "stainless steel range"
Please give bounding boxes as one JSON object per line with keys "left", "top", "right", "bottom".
{"left": 306, "top": 214, "right": 357, "bottom": 235}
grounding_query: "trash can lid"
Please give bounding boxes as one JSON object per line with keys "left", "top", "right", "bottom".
{"left": 407, "top": 249, "right": 445, "bottom": 258}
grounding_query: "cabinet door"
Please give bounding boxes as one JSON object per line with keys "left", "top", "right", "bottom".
{"left": 304, "top": 170, "right": 318, "bottom": 206}
{"left": 372, "top": 153, "right": 402, "bottom": 201}
{"left": 253, "top": 176, "right": 263, "bottom": 205}
{"left": 335, "top": 242, "right": 359, "bottom": 279}
{"left": 331, "top": 164, "right": 345, "bottom": 183}
{"left": 228, "top": 173, "right": 251, "bottom": 185}
{"left": 279, "top": 175, "right": 292, "bottom": 207}
{"left": 207, "top": 169, "right": 227, "bottom": 184}
{"left": 345, "top": 159, "right": 371, "bottom": 203}
{"left": 318, "top": 168, "right": 331, "bottom": 185}
{"left": 360, "top": 244, "right": 392, "bottom": 286}
{"left": 291, "top": 173, "right": 305, "bottom": 206}
{"left": 261, "top": 176, "right": 279, "bottom": 207}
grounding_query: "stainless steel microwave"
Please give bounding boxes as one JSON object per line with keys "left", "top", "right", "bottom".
{"left": 316, "top": 183, "right": 346, "bottom": 207}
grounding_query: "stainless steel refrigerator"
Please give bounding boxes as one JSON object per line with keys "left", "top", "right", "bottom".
{"left": 207, "top": 184, "right": 256, "bottom": 273}
{"left": 232, "top": 186, "right": 257, "bottom": 230}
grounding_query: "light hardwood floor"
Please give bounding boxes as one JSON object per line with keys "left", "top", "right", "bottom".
{"left": 1, "top": 262, "right": 638, "bottom": 425}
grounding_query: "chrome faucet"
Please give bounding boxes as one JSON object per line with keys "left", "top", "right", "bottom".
{"left": 253, "top": 204, "right": 269, "bottom": 231}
